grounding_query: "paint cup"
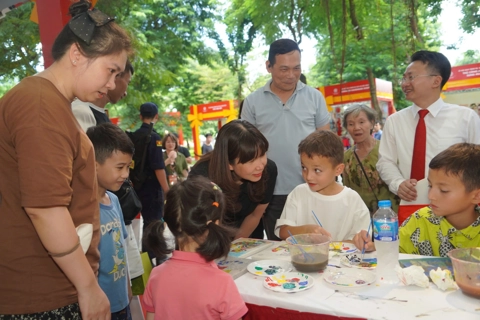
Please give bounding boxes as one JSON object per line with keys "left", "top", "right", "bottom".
{"left": 286, "top": 233, "right": 331, "bottom": 272}
{"left": 448, "top": 247, "right": 480, "bottom": 298}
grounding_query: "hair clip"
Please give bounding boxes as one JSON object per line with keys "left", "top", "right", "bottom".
{"left": 211, "top": 181, "right": 222, "bottom": 192}
{"left": 212, "top": 202, "right": 219, "bottom": 207}
{"left": 68, "top": 8, "right": 115, "bottom": 45}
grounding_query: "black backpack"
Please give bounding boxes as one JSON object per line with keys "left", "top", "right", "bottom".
{"left": 127, "top": 122, "right": 154, "bottom": 190}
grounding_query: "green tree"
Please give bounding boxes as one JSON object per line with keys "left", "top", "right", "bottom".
{"left": 454, "top": 50, "right": 480, "bottom": 66}
{"left": 0, "top": 3, "right": 41, "bottom": 81}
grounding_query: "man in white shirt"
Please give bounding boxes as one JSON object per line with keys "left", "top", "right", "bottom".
{"left": 377, "top": 51, "right": 480, "bottom": 201}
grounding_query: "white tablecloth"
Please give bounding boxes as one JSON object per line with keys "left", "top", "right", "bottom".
{"left": 235, "top": 251, "right": 480, "bottom": 320}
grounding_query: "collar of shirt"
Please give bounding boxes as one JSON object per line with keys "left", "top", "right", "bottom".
{"left": 170, "top": 250, "right": 217, "bottom": 268}
{"left": 411, "top": 97, "right": 444, "bottom": 118}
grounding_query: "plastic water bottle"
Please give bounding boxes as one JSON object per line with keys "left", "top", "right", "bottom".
{"left": 373, "top": 200, "right": 399, "bottom": 284}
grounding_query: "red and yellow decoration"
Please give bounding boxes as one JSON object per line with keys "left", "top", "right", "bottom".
{"left": 187, "top": 100, "right": 237, "bottom": 159}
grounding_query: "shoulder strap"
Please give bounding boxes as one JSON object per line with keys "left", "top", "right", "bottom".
{"left": 138, "top": 122, "right": 154, "bottom": 173}
{"left": 353, "top": 146, "right": 379, "bottom": 204}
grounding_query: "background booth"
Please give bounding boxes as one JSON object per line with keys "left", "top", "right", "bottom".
{"left": 443, "top": 62, "right": 480, "bottom": 116}
{"left": 187, "top": 100, "right": 237, "bottom": 159}
{"left": 318, "top": 78, "right": 396, "bottom": 136}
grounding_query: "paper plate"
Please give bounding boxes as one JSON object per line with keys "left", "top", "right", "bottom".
{"left": 247, "top": 260, "right": 293, "bottom": 276}
{"left": 340, "top": 255, "right": 377, "bottom": 270}
{"left": 329, "top": 242, "right": 358, "bottom": 254}
{"left": 324, "top": 268, "right": 376, "bottom": 287}
{"left": 263, "top": 272, "right": 315, "bottom": 293}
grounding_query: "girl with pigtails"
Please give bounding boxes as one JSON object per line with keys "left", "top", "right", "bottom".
{"left": 142, "top": 176, "right": 248, "bottom": 320}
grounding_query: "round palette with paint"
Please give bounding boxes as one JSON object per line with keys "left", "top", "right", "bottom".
{"left": 263, "top": 272, "right": 315, "bottom": 293}
{"left": 324, "top": 268, "right": 376, "bottom": 287}
{"left": 340, "top": 255, "right": 377, "bottom": 270}
{"left": 329, "top": 242, "right": 358, "bottom": 254}
{"left": 247, "top": 260, "right": 293, "bottom": 276}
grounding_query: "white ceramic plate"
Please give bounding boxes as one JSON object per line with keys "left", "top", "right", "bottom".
{"left": 340, "top": 255, "right": 377, "bottom": 270}
{"left": 329, "top": 242, "right": 358, "bottom": 254}
{"left": 247, "top": 260, "right": 293, "bottom": 276}
{"left": 324, "top": 268, "right": 376, "bottom": 287}
{"left": 263, "top": 272, "right": 315, "bottom": 293}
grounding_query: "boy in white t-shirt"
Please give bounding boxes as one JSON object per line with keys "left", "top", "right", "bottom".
{"left": 275, "top": 130, "right": 370, "bottom": 241}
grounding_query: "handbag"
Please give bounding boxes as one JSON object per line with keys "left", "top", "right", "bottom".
{"left": 113, "top": 179, "right": 142, "bottom": 225}
{"left": 131, "top": 252, "right": 153, "bottom": 295}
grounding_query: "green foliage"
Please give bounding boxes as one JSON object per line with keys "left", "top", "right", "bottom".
{"left": 95, "top": 0, "right": 222, "bottom": 132}
{"left": 454, "top": 50, "right": 480, "bottom": 66}
{"left": 0, "top": 3, "right": 41, "bottom": 81}
{"left": 457, "top": 0, "right": 480, "bottom": 33}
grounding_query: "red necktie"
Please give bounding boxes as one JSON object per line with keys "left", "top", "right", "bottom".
{"left": 410, "top": 109, "right": 429, "bottom": 180}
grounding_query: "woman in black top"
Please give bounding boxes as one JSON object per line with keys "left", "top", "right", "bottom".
{"left": 190, "top": 120, "right": 277, "bottom": 239}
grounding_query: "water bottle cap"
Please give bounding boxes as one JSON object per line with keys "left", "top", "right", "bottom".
{"left": 378, "top": 200, "right": 391, "bottom": 207}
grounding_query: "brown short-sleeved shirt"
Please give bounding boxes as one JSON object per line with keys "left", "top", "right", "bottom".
{"left": 0, "top": 77, "right": 100, "bottom": 314}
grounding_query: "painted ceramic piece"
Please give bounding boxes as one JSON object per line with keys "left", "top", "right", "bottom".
{"left": 247, "top": 260, "right": 293, "bottom": 277}
{"left": 324, "top": 268, "right": 376, "bottom": 287}
{"left": 263, "top": 272, "right": 315, "bottom": 293}
{"left": 340, "top": 255, "right": 377, "bottom": 270}
{"left": 329, "top": 242, "right": 358, "bottom": 254}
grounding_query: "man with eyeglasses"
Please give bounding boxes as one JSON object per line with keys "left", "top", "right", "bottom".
{"left": 377, "top": 50, "right": 480, "bottom": 202}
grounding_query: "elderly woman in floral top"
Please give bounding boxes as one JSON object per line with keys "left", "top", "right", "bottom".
{"left": 342, "top": 104, "right": 399, "bottom": 213}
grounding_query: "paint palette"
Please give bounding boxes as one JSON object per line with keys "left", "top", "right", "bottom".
{"left": 263, "top": 272, "right": 315, "bottom": 293}
{"left": 324, "top": 268, "right": 376, "bottom": 287}
{"left": 329, "top": 242, "right": 358, "bottom": 254}
{"left": 247, "top": 260, "right": 293, "bottom": 277}
{"left": 340, "top": 255, "right": 377, "bottom": 270}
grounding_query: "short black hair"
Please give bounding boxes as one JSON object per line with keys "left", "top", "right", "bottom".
{"left": 410, "top": 50, "right": 451, "bottom": 89}
{"left": 268, "top": 39, "right": 300, "bottom": 66}
{"left": 86, "top": 123, "right": 134, "bottom": 164}
{"left": 429, "top": 143, "right": 480, "bottom": 192}
{"left": 298, "top": 130, "right": 344, "bottom": 167}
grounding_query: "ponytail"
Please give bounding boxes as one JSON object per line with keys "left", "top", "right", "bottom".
{"left": 197, "top": 221, "right": 235, "bottom": 261}
{"left": 143, "top": 221, "right": 173, "bottom": 263}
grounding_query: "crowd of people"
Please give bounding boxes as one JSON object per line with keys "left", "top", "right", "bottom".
{"left": 1, "top": 1, "right": 480, "bottom": 319}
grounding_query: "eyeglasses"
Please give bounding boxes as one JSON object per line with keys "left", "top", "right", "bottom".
{"left": 400, "top": 74, "right": 439, "bottom": 84}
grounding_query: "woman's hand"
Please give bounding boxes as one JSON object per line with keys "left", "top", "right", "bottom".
{"left": 77, "top": 281, "right": 111, "bottom": 320}
{"left": 353, "top": 229, "right": 375, "bottom": 252}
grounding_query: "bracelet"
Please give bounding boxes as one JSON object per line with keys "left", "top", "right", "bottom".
{"left": 48, "top": 236, "right": 81, "bottom": 258}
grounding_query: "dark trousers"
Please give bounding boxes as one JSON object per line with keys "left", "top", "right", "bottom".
{"left": 263, "top": 194, "right": 288, "bottom": 240}
{"left": 138, "top": 187, "right": 164, "bottom": 261}
{"left": 250, "top": 217, "right": 265, "bottom": 239}
{"left": 138, "top": 187, "right": 164, "bottom": 231}
{"left": 111, "top": 305, "right": 132, "bottom": 320}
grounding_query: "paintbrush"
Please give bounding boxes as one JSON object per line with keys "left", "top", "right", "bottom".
{"left": 360, "top": 222, "right": 372, "bottom": 263}
{"left": 287, "top": 230, "right": 314, "bottom": 261}
{"left": 311, "top": 210, "right": 323, "bottom": 227}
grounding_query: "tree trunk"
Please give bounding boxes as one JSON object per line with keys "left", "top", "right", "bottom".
{"left": 367, "top": 67, "right": 382, "bottom": 119}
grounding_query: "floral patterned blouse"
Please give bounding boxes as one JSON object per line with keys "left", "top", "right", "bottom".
{"left": 342, "top": 141, "right": 399, "bottom": 213}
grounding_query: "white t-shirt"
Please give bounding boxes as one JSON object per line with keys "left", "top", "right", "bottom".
{"left": 377, "top": 98, "right": 480, "bottom": 194}
{"left": 274, "top": 184, "right": 370, "bottom": 241}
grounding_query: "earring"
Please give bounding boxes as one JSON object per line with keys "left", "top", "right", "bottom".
{"left": 72, "top": 60, "right": 77, "bottom": 64}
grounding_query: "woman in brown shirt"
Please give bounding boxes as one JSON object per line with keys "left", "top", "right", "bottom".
{"left": 0, "top": 1, "right": 133, "bottom": 319}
